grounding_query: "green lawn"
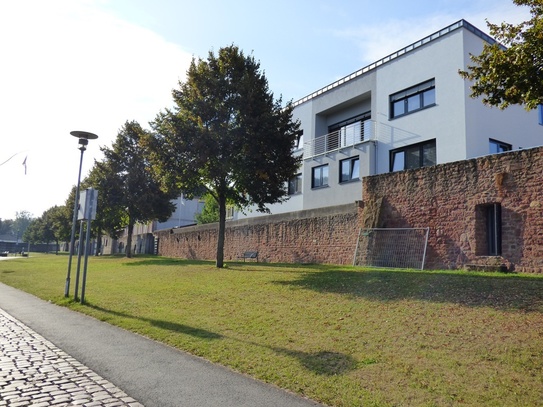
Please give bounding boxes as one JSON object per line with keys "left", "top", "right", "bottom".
{"left": 1, "top": 254, "right": 542, "bottom": 406}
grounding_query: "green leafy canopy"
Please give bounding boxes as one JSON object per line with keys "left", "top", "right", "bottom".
{"left": 147, "top": 45, "right": 301, "bottom": 267}
{"left": 460, "top": 0, "right": 543, "bottom": 110}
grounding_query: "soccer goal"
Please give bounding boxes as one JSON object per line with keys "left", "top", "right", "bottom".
{"left": 353, "top": 227, "right": 430, "bottom": 270}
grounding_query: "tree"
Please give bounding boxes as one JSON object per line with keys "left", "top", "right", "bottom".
{"left": 147, "top": 45, "right": 301, "bottom": 267}
{"left": 83, "top": 162, "right": 126, "bottom": 255}
{"left": 195, "top": 193, "right": 220, "bottom": 224}
{"left": 0, "top": 218, "right": 14, "bottom": 236}
{"left": 23, "top": 206, "right": 69, "bottom": 253}
{"left": 459, "top": 0, "right": 543, "bottom": 110}
{"left": 98, "top": 120, "right": 177, "bottom": 258}
{"left": 13, "top": 211, "right": 33, "bottom": 243}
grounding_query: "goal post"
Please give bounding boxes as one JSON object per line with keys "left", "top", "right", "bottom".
{"left": 353, "top": 227, "right": 430, "bottom": 270}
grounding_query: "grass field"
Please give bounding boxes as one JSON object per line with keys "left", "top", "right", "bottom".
{"left": 0, "top": 254, "right": 542, "bottom": 406}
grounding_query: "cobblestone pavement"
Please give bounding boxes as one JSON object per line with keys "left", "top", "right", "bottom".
{"left": 0, "top": 309, "right": 143, "bottom": 407}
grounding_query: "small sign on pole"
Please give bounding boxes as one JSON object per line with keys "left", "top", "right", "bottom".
{"left": 78, "top": 188, "right": 98, "bottom": 220}
{"left": 76, "top": 188, "right": 98, "bottom": 304}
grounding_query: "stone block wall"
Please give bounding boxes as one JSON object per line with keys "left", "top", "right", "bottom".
{"left": 154, "top": 146, "right": 543, "bottom": 272}
{"left": 362, "top": 147, "right": 543, "bottom": 272}
{"left": 155, "top": 204, "right": 362, "bottom": 265}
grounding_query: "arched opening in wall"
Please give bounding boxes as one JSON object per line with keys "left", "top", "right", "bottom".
{"left": 475, "top": 203, "right": 502, "bottom": 256}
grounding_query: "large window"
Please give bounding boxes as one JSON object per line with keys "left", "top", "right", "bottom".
{"left": 390, "top": 79, "right": 436, "bottom": 119}
{"left": 312, "top": 164, "right": 329, "bottom": 188}
{"left": 390, "top": 140, "right": 436, "bottom": 172}
{"left": 489, "top": 139, "right": 512, "bottom": 154}
{"left": 327, "top": 112, "right": 370, "bottom": 150}
{"left": 288, "top": 173, "right": 302, "bottom": 195}
{"left": 340, "top": 156, "right": 360, "bottom": 183}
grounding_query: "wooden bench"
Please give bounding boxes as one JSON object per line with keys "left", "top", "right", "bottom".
{"left": 239, "top": 251, "right": 258, "bottom": 262}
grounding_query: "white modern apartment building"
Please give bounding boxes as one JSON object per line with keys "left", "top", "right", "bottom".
{"left": 236, "top": 19, "right": 542, "bottom": 219}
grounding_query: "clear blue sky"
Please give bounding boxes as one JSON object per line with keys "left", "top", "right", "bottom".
{"left": 0, "top": 0, "right": 531, "bottom": 220}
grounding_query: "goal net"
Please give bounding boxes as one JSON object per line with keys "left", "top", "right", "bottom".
{"left": 353, "top": 227, "right": 430, "bottom": 270}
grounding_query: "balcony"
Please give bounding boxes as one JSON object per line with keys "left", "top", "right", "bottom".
{"left": 303, "top": 120, "right": 376, "bottom": 159}
{"left": 303, "top": 120, "right": 424, "bottom": 160}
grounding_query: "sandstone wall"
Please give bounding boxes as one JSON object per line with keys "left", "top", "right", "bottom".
{"left": 155, "top": 147, "right": 543, "bottom": 272}
{"left": 155, "top": 204, "right": 362, "bottom": 265}
{"left": 362, "top": 147, "right": 543, "bottom": 272}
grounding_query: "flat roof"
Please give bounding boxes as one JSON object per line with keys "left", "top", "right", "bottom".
{"left": 292, "top": 19, "right": 496, "bottom": 107}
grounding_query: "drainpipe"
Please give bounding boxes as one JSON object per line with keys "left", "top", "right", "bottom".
{"left": 372, "top": 139, "right": 378, "bottom": 175}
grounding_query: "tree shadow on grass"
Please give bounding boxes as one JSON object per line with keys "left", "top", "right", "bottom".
{"left": 276, "top": 269, "right": 543, "bottom": 312}
{"left": 86, "top": 303, "right": 358, "bottom": 376}
{"left": 126, "top": 258, "right": 214, "bottom": 267}
{"left": 271, "top": 347, "right": 359, "bottom": 376}
{"left": 87, "top": 303, "right": 222, "bottom": 340}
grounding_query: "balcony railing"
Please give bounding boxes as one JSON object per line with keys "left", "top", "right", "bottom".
{"left": 303, "top": 120, "right": 423, "bottom": 160}
{"left": 303, "top": 120, "right": 376, "bottom": 159}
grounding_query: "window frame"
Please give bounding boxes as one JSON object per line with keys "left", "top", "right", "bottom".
{"left": 390, "top": 139, "right": 436, "bottom": 172}
{"left": 489, "top": 138, "right": 512, "bottom": 154}
{"left": 288, "top": 173, "right": 302, "bottom": 195}
{"left": 327, "top": 112, "right": 371, "bottom": 151}
{"left": 311, "top": 164, "right": 329, "bottom": 189}
{"left": 339, "top": 156, "right": 360, "bottom": 183}
{"left": 390, "top": 79, "right": 436, "bottom": 119}
{"left": 293, "top": 130, "right": 304, "bottom": 150}
{"left": 226, "top": 206, "right": 235, "bottom": 220}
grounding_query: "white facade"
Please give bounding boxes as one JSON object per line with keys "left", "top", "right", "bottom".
{"left": 237, "top": 20, "right": 543, "bottom": 219}
{"left": 156, "top": 195, "right": 204, "bottom": 230}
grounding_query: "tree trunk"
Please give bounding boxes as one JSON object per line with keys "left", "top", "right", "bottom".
{"left": 216, "top": 193, "right": 226, "bottom": 268}
{"left": 95, "top": 230, "right": 102, "bottom": 256}
{"left": 126, "top": 221, "right": 134, "bottom": 258}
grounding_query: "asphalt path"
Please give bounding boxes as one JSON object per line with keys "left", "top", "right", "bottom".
{"left": 0, "top": 281, "right": 324, "bottom": 407}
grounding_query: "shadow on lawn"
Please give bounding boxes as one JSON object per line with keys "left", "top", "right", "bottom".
{"left": 126, "top": 258, "right": 211, "bottom": 267}
{"left": 277, "top": 269, "right": 543, "bottom": 312}
{"left": 87, "top": 304, "right": 357, "bottom": 375}
{"left": 271, "top": 347, "right": 358, "bottom": 376}
{"left": 87, "top": 304, "right": 222, "bottom": 340}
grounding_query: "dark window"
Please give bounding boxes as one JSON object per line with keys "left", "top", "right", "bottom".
{"left": 288, "top": 173, "right": 302, "bottom": 195}
{"left": 294, "top": 130, "right": 304, "bottom": 149}
{"left": 539, "top": 105, "right": 543, "bottom": 125}
{"left": 340, "top": 157, "right": 360, "bottom": 183}
{"left": 489, "top": 139, "right": 512, "bottom": 154}
{"left": 312, "top": 164, "right": 329, "bottom": 188}
{"left": 486, "top": 203, "right": 502, "bottom": 256}
{"left": 327, "top": 112, "right": 370, "bottom": 151}
{"left": 390, "top": 79, "right": 436, "bottom": 119}
{"left": 390, "top": 140, "right": 436, "bottom": 172}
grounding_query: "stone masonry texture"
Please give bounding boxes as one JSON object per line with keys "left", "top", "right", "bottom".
{"left": 155, "top": 204, "right": 362, "bottom": 265}
{"left": 154, "top": 146, "right": 543, "bottom": 272}
{"left": 362, "top": 146, "right": 543, "bottom": 272}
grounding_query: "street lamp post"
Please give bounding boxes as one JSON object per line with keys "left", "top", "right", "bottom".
{"left": 64, "top": 131, "right": 98, "bottom": 298}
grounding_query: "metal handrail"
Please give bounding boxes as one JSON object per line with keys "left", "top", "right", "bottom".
{"left": 303, "top": 120, "right": 424, "bottom": 160}
{"left": 303, "top": 120, "right": 376, "bottom": 159}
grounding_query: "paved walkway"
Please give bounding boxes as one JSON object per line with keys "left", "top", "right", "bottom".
{"left": 1, "top": 309, "right": 142, "bottom": 407}
{"left": 0, "top": 282, "right": 323, "bottom": 407}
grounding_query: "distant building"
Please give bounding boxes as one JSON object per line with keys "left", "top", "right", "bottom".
{"left": 102, "top": 196, "right": 204, "bottom": 255}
